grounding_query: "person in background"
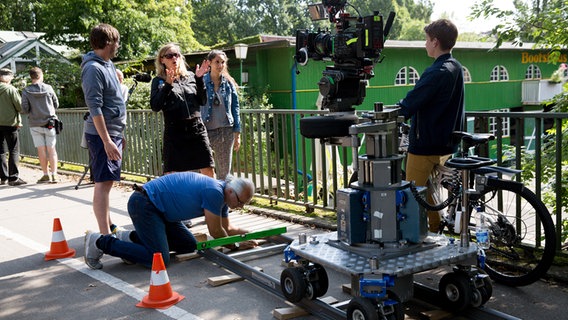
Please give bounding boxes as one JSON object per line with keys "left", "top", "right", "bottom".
{"left": 81, "top": 23, "right": 127, "bottom": 244}
{"left": 21, "top": 67, "right": 60, "bottom": 183}
{"left": 116, "top": 69, "right": 129, "bottom": 102}
{"left": 150, "top": 43, "right": 214, "bottom": 177}
{"left": 397, "top": 19, "right": 465, "bottom": 232}
{"left": 0, "top": 68, "right": 26, "bottom": 186}
{"left": 84, "top": 173, "right": 257, "bottom": 269}
{"left": 201, "top": 50, "right": 241, "bottom": 180}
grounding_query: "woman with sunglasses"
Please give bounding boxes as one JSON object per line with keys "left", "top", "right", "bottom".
{"left": 200, "top": 50, "right": 241, "bottom": 180}
{"left": 150, "top": 43, "right": 214, "bottom": 177}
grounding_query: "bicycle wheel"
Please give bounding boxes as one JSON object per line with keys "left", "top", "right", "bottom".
{"left": 469, "top": 177, "right": 556, "bottom": 287}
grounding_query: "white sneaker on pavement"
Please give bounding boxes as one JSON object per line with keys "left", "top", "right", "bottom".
{"left": 84, "top": 230, "right": 103, "bottom": 269}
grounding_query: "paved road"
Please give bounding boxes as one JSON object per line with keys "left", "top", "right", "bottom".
{"left": 1, "top": 165, "right": 566, "bottom": 319}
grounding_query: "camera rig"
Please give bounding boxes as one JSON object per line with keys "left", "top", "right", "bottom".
{"left": 295, "top": 0, "right": 395, "bottom": 114}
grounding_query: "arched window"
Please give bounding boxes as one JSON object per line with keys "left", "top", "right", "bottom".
{"left": 462, "top": 66, "right": 472, "bottom": 82}
{"left": 394, "top": 66, "right": 420, "bottom": 86}
{"left": 490, "top": 65, "right": 509, "bottom": 81}
{"left": 395, "top": 67, "right": 407, "bottom": 85}
{"left": 525, "top": 64, "right": 542, "bottom": 79}
{"left": 408, "top": 67, "right": 420, "bottom": 85}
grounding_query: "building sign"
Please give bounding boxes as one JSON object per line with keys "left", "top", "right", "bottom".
{"left": 521, "top": 52, "right": 568, "bottom": 64}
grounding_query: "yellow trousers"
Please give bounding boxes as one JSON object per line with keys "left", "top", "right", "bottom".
{"left": 405, "top": 153, "right": 451, "bottom": 232}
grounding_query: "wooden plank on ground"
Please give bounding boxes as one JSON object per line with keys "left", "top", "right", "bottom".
{"left": 272, "top": 296, "right": 338, "bottom": 320}
{"left": 175, "top": 252, "right": 201, "bottom": 262}
{"left": 420, "top": 309, "right": 453, "bottom": 320}
{"left": 207, "top": 274, "right": 243, "bottom": 287}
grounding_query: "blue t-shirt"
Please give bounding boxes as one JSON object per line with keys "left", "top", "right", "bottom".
{"left": 143, "top": 172, "right": 228, "bottom": 221}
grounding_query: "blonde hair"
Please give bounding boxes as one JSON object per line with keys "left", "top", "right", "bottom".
{"left": 155, "top": 43, "right": 189, "bottom": 79}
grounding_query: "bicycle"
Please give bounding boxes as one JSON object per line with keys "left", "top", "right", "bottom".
{"left": 409, "top": 131, "right": 557, "bottom": 287}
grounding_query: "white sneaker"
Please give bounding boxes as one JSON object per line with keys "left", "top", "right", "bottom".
{"left": 113, "top": 229, "right": 132, "bottom": 243}
{"left": 84, "top": 231, "right": 103, "bottom": 269}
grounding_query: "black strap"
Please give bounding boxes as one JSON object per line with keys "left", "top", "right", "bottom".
{"left": 132, "top": 184, "right": 146, "bottom": 195}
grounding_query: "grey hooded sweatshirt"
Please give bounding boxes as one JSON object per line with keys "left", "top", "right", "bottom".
{"left": 81, "top": 51, "right": 126, "bottom": 137}
{"left": 21, "top": 83, "right": 59, "bottom": 127}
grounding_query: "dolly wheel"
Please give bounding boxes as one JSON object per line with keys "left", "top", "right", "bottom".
{"left": 385, "top": 290, "right": 405, "bottom": 320}
{"left": 280, "top": 267, "right": 307, "bottom": 303}
{"left": 347, "top": 297, "right": 379, "bottom": 320}
{"left": 307, "top": 264, "right": 329, "bottom": 299}
{"left": 439, "top": 272, "right": 472, "bottom": 312}
{"left": 478, "top": 270, "right": 493, "bottom": 305}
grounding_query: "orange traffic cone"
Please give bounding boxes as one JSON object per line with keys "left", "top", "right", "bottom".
{"left": 45, "top": 218, "right": 76, "bottom": 260}
{"left": 137, "top": 253, "right": 185, "bottom": 309}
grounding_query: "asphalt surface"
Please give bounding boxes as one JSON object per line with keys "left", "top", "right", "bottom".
{"left": 1, "top": 165, "right": 567, "bottom": 320}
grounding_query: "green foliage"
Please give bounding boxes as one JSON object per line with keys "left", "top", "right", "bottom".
{"left": 471, "top": 0, "right": 568, "bottom": 53}
{"left": 12, "top": 57, "right": 84, "bottom": 108}
{"left": 122, "top": 78, "right": 151, "bottom": 110}
{"left": 22, "top": 0, "right": 204, "bottom": 60}
{"left": 191, "top": 0, "right": 434, "bottom": 46}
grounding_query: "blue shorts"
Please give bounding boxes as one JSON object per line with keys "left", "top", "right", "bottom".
{"left": 85, "top": 133, "right": 123, "bottom": 182}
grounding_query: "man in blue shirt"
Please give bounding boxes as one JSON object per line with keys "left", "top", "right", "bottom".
{"left": 398, "top": 19, "right": 465, "bottom": 232}
{"left": 84, "top": 173, "right": 256, "bottom": 269}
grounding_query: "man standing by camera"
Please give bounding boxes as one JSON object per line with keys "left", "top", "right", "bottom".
{"left": 397, "top": 19, "right": 465, "bottom": 232}
{"left": 21, "top": 67, "right": 60, "bottom": 183}
{"left": 81, "top": 23, "right": 126, "bottom": 236}
{"left": 0, "top": 68, "right": 26, "bottom": 186}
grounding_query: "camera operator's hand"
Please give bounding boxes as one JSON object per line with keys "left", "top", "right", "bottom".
{"left": 195, "top": 59, "right": 210, "bottom": 78}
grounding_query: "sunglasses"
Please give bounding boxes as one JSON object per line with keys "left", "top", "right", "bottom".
{"left": 214, "top": 96, "right": 221, "bottom": 106}
{"left": 163, "top": 53, "right": 180, "bottom": 59}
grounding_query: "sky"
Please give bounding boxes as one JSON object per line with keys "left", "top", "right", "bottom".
{"left": 430, "top": 0, "right": 516, "bottom": 33}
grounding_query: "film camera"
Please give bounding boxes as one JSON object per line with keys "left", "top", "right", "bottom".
{"left": 297, "top": 1, "right": 395, "bottom": 139}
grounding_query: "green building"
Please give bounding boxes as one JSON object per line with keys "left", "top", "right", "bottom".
{"left": 233, "top": 38, "right": 566, "bottom": 112}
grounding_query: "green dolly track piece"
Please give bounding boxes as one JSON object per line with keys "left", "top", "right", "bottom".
{"left": 196, "top": 226, "right": 287, "bottom": 250}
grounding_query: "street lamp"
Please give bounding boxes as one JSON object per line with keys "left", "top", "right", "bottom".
{"left": 234, "top": 43, "right": 248, "bottom": 86}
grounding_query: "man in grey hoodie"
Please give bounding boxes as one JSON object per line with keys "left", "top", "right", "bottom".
{"left": 81, "top": 23, "right": 126, "bottom": 251}
{"left": 21, "top": 67, "right": 60, "bottom": 183}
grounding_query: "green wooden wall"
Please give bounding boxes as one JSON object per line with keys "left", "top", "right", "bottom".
{"left": 241, "top": 41, "right": 566, "bottom": 112}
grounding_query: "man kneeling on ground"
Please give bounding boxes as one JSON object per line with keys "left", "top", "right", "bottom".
{"left": 84, "top": 172, "right": 256, "bottom": 269}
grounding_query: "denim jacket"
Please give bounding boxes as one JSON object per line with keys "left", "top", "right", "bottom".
{"left": 201, "top": 72, "right": 241, "bottom": 132}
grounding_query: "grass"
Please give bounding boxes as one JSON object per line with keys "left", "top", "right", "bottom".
{"left": 248, "top": 197, "right": 337, "bottom": 224}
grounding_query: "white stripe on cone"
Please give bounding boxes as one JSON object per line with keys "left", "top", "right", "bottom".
{"left": 51, "top": 230, "right": 66, "bottom": 242}
{"left": 150, "top": 269, "right": 170, "bottom": 286}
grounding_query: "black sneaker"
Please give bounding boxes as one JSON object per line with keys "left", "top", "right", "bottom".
{"left": 0, "top": 179, "right": 6, "bottom": 185}
{"left": 8, "top": 178, "right": 27, "bottom": 186}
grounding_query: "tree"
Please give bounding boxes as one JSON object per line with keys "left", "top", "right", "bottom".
{"left": 191, "top": 0, "right": 434, "bottom": 46}
{"left": 192, "top": 0, "right": 315, "bottom": 46}
{"left": 18, "top": 0, "right": 205, "bottom": 60}
{"left": 0, "top": 0, "right": 36, "bottom": 31}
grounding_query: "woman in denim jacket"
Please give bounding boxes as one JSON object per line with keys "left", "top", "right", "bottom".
{"left": 201, "top": 50, "right": 241, "bottom": 180}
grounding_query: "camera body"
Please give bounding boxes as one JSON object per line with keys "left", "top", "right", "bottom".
{"left": 295, "top": 13, "right": 384, "bottom": 67}
{"left": 295, "top": 1, "right": 394, "bottom": 114}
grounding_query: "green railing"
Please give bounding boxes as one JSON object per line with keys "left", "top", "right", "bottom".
{"left": 17, "top": 109, "right": 567, "bottom": 248}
